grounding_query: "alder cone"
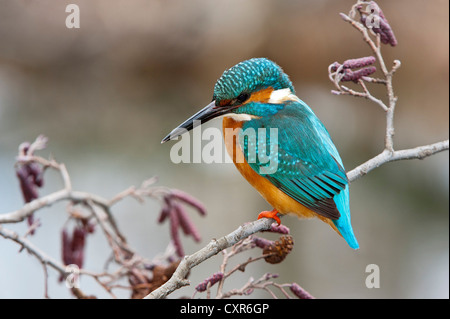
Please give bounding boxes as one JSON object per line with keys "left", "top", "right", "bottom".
{"left": 263, "top": 235, "right": 294, "bottom": 264}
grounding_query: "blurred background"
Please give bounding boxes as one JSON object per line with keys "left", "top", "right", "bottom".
{"left": 0, "top": 0, "right": 448, "bottom": 299}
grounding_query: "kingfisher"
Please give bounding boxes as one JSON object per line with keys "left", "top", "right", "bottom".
{"left": 161, "top": 58, "right": 359, "bottom": 249}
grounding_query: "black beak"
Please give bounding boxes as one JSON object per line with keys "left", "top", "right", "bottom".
{"left": 161, "top": 100, "right": 231, "bottom": 143}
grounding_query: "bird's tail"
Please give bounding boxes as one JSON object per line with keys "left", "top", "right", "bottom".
{"left": 332, "top": 186, "right": 359, "bottom": 249}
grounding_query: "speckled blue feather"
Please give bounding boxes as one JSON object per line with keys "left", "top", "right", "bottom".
{"left": 213, "top": 58, "right": 295, "bottom": 102}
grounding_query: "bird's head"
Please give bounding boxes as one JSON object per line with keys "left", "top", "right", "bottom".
{"left": 162, "top": 58, "right": 295, "bottom": 143}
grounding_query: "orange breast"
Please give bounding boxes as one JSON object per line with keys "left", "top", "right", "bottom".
{"left": 222, "top": 116, "right": 339, "bottom": 234}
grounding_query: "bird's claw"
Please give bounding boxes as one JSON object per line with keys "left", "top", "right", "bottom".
{"left": 257, "top": 209, "right": 281, "bottom": 225}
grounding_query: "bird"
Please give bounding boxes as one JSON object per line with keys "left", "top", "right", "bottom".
{"left": 161, "top": 58, "right": 359, "bottom": 249}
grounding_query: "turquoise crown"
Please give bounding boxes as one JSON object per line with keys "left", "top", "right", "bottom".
{"left": 213, "top": 58, "right": 295, "bottom": 103}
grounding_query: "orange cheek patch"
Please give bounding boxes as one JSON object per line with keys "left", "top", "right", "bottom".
{"left": 246, "top": 87, "right": 274, "bottom": 104}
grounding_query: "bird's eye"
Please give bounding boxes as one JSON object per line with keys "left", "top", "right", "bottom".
{"left": 236, "top": 92, "right": 250, "bottom": 103}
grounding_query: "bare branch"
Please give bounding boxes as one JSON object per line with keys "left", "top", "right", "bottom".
{"left": 0, "top": 189, "right": 109, "bottom": 224}
{"left": 0, "top": 225, "right": 66, "bottom": 275}
{"left": 348, "top": 140, "right": 450, "bottom": 182}
{"left": 0, "top": 225, "right": 91, "bottom": 298}
{"left": 330, "top": 3, "right": 448, "bottom": 182}
{"left": 144, "top": 218, "right": 275, "bottom": 299}
{"left": 1, "top": 149, "right": 204, "bottom": 298}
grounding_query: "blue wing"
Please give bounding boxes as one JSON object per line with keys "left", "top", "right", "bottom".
{"left": 240, "top": 99, "right": 359, "bottom": 248}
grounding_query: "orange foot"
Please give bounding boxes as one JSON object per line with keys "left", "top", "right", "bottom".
{"left": 257, "top": 209, "right": 281, "bottom": 225}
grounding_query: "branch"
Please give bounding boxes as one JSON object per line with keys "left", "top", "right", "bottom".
{"left": 0, "top": 189, "right": 109, "bottom": 224}
{"left": 330, "top": 3, "right": 449, "bottom": 181}
{"left": 144, "top": 218, "right": 275, "bottom": 299}
{"left": 1, "top": 142, "right": 206, "bottom": 298}
{"left": 348, "top": 140, "right": 450, "bottom": 182}
{"left": 0, "top": 225, "right": 91, "bottom": 298}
